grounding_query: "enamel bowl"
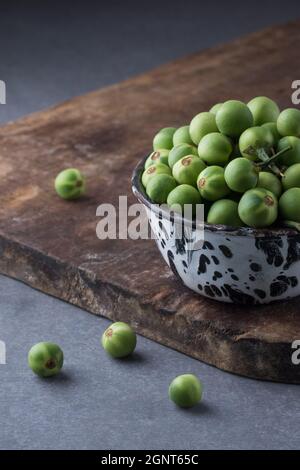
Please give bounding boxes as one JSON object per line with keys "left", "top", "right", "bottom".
{"left": 132, "top": 156, "right": 300, "bottom": 304}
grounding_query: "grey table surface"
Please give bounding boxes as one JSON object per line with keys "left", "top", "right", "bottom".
{"left": 0, "top": 0, "right": 300, "bottom": 451}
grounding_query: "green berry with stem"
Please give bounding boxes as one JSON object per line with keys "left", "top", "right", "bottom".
{"left": 55, "top": 168, "right": 85, "bottom": 200}
{"left": 276, "top": 136, "right": 300, "bottom": 166}
{"left": 102, "top": 322, "right": 137, "bottom": 358}
{"left": 28, "top": 342, "right": 64, "bottom": 377}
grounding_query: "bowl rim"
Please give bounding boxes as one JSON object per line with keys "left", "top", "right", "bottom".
{"left": 131, "top": 155, "right": 299, "bottom": 238}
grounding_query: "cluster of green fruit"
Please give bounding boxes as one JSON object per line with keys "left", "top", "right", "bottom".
{"left": 142, "top": 97, "right": 300, "bottom": 228}
{"left": 28, "top": 323, "right": 202, "bottom": 409}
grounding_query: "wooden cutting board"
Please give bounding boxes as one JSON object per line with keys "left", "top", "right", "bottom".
{"left": 1, "top": 20, "right": 300, "bottom": 383}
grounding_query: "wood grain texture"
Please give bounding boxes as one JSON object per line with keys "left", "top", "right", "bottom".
{"left": 1, "top": 21, "right": 300, "bottom": 382}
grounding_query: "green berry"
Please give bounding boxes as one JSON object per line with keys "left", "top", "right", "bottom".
{"left": 207, "top": 199, "right": 243, "bottom": 227}
{"left": 173, "top": 126, "right": 193, "bottom": 146}
{"left": 198, "top": 132, "right": 232, "bottom": 166}
{"left": 209, "top": 103, "right": 223, "bottom": 115}
{"left": 277, "top": 108, "right": 300, "bottom": 137}
{"left": 282, "top": 163, "right": 300, "bottom": 190}
{"left": 197, "top": 166, "right": 230, "bottom": 201}
{"left": 247, "top": 96, "right": 280, "bottom": 125}
{"left": 146, "top": 174, "right": 177, "bottom": 203}
{"left": 216, "top": 100, "right": 253, "bottom": 138}
{"left": 168, "top": 143, "right": 198, "bottom": 169}
{"left": 167, "top": 184, "right": 202, "bottom": 215}
{"left": 145, "top": 149, "right": 170, "bottom": 168}
{"left": 102, "top": 322, "right": 136, "bottom": 358}
{"left": 189, "top": 112, "right": 218, "bottom": 145}
{"left": 142, "top": 163, "right": 171, "bottom": 188}
{"left": 257, "top": 171, "right": 282, "bottom": 198}
{"left": 277, "top": 136, "right": 300, "bottom": 166}
{"left": 238, "top": 188, "right": 278, "bottom": 228}
{"left": 172, "top": 155, "right": 206, "bottom": 186}
{"left": 224, "top": 158, "right": 258, "bottom": 193}
{"left": 54, "top": 168, "right": 85, "bottom": 200}
{"left": 153, "top": 127, "right": 176, "bottom": 150}
{"left": 279, "top": 188, "right": 300, "bottom": 222}
{"left": 169, "top": 374, "right": 203, "bottom": 408}
{"left": 28, "top": 342, "right": 64, "bottom": 377}
{"left": 261, "top": 122, "right": 281, "bottom": 145}
{"left": 239, "top": 126, "right": 273, "bottom": 159}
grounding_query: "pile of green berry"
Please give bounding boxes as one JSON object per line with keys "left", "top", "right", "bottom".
{"left": 28, "top": 323, "right": 202, "bottom": 409}
{"left": 141, "top": 97, "right": 300, "bottom": 229}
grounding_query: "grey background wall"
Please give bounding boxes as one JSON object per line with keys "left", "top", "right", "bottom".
{"left": 0, "top": 0, "right": 299, "bottom": 450}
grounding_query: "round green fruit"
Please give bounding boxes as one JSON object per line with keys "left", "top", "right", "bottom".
{"left": 173, "top": 125, "right": 193, "bottom": 146}
{"left": 209, "top": 103, "right": 223, "bottom": 115}
{"left": 216, "top": 100, "right": 253, "bottom": 138}
{"left": 238, "top": 188, "right": 278, "bottom": 228}
{"left": 207, "top": 199, "right": 243, "bottom": 227}
{"left": 189, "top": 112, "right": 218, "bottom": 145}
{"left": 224, "top": 158, "right": 258, "bottom": 193}
{"left": 239, "top": 126, "right": 273, "bottom": 159}
{"left": 198, "top": 132, "right": 232, "bottom": 166}
{"left": 282, "top": 163, "right": 300, "bottom": 190}
{"left": 276, "top": 136, "right": 300, "bottom": 166}
{"left": 142, "top": 163, "right": 171, "bottom": 188}
{"left": 197, "top": 166, "right": 230, "bottom": 201}
{"left": 167, "top": 184, "right": 202, "bottom": 215}
{"left": 145, "top": 149, "right": 170, "bottom": 168}
{"left": 247, "top": 96, "right": 280, "bottom": 125}
{"left": 28, "top": 342, "right": 64, "bottom": 377}
{"left": 277, "top": 108, "right": 300, "bottom": 137}
{"left": 102, "top": 322, "right": 137, "bottom": 358}
{"left": 257, "top": 171, "right": 282, "bottom": 198}
{"left": 146, "top": 174, "right": 177, "bottom": 204}
{"left": 279, "top": 188, "right": 300, "bottom": 222}
{"left": 153, "top": 127, "right": 176, "bottom": 150}
{"left": 261, "top": 122, "right": 281, "bottom": 145}
{"left": 168, "top": 374, "right": 203, "bottom": 408}
{"left": 168, "top": 143, "right": 198, "bottom": 169}
{"left": 54, "top": 168, "right": 85, "bottom": 200}
{"left": 172, "top": 155, "right": 206, "bottom": 186}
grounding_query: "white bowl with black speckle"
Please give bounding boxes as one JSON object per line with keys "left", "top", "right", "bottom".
{"left": 132, "top": 156, "right": 300, "bottom": 304}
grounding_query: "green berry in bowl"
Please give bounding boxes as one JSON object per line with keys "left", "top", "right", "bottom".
{"left": 279, "top": 188, "right": 300, "bottom": 223}
{"left": 239, "top": 126, "right": 274, "bottom": 159}
{"left": 247, "top": 96, "right": 280, "bottom": 125}
{"left": 167, "top": 184, "right": 202, "bottom": 215}
{"left": 54, "top": 168, "right": 85, "bottom": 200}
{"left": 189, "top": 112, "right": 218, "bottom": 145}
{"left": 102, "top": 322, "right": 136, "bottom": 358}
{"left": 197, "top": 166, "right": 230, "bottom": 201}
{"left": 257, "top": 171, "right": 282, "bottom": 198}
{"left": 198, "top": 132, "right": 232, "bottom": 166}
{"left": 282, "top": 163, "right": 300, "bottom": 190}
{"left": 172, "top": 155, "right": 206, "bottom": 186}
{"left": 224, "top": 157, "right": 258, "bottom": 193}
{"left": 173, "top": 125, "right": 193, "bottom": 146}
{"left": 207, "top": 199, "right": 243, "bottom": 227}
{"left": 261, "top": 122, "right": 281, "bottom": 145}
{"left": 238, "top": 188, "right": 278, "bottom": 228}
{"left": 146, "top": 174, "right": 177, "bottom": 204}
{"left": 209, "top": 102, "right": 223, "bottom": 114}
{"left": 153, "top": 127, "right": 176, "bottom": 150}
{"left": 216, "top": 100, "right": 253, "bottom": 138}
{"left": 142, "top": 163, "right": 171, "bottom": 188}
{"left": 28, "top": 342, "right": 64, "bottom": 377}
{"left": 169, "top": 374, "right": 203, "bottom": 408}
{"left": 277, "top": 108, "right": 300, "bottom": 137}
{"left": 144, "top": 149, "right": 170, "bottom": 168}
{"left": 168, "top": 143, "right": 198, "bottom": 169}
{"left": 276, "top": 136, "right": 300, "bottom": 166}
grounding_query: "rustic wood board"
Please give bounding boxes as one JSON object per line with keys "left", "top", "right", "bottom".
{"left": 1, "top": 21, "right": 300, "bottom": 383}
